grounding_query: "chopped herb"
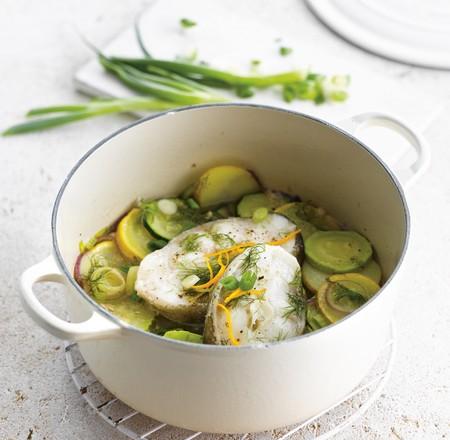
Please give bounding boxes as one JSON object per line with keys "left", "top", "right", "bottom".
{"left": 279, "top": 46, "right": 293, "bottom": 56}
{"left": 283, "top": 291, "right": 306, "bottom": 320}
{"left": 221, "top": 275, "right": 239, "bottom": 291}
{"left": 180, "top": 18, "right": 197, "bottom": 28}
{"left": 252, "top": 207, "right": 268, "bottom": 223}
{"left": 240, "top": 244, "right": 265, "bottom": 273}
{"left": 239, "top": 271, "right": 257, "bottom": 291}
{"left": 229, "top": 293, "right": 265, "bottom": 309}
{"left": 235, "top": 85, "right": 254, "bottom": 98}
{"left": 178, "top": 259, "right": 220, "bottom": 285}
{"left": 289, "top": 268, "right": 302, "bottom": 289}
{"left": 186, "top": 197, "right": 200, "bottom": 209}
{"left": 148, "top": 238, "right": 168, "bottom": 251}
{"left": 282, "top": 84, "right": 296, "bottom": 103}
{"left": 180, "top": 233, "right": 205, "bottom": 253}
{"left": 211, "top": 232, "right": 235, "bottom": 248}
{"left": 283, "top": 269, "right": 306, "bottom": 320}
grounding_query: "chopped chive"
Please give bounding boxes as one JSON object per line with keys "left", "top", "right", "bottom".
{"left": 252, "top": 207, "right": 269, "bottom": 223}
{"left": 239, "top": 271, "right": 257, "bottom": 291}
{"left": 186, "top": 198, "right": 200, "bottom": 209}
{"left": 235, "top": 84, "right": 254, "bottom": 98}
{"left": 279, "top": 46, "right": 293, "bottom": 56}
{"left": 221, "top": 275, "right": 239, "bottom": 291}
{"left": 180, "top": 18, "right": 197, "bottom": 28}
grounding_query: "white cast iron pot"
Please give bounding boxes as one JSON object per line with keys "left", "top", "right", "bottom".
{"left": 20, "top": 104, "right": 429, "bottom": 434}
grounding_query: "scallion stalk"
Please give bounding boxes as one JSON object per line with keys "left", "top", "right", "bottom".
{"left": 2, "top": 97, "right": 177, "bottom": 135}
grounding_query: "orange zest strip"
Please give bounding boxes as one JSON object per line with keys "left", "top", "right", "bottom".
{"left": 267, "top": 229, "right": 301, "bottom": 246}
{"left": 224, "top": 288, "right": 266, "bottom": 305}
{"left": 206, "top": 241, "right": 256, "bottom": 258}
{"left": 192, "top": 257, "right": 227, "bottom": 291}
{"left": 224, "top": 288, "right": 242, "bottom": 305}
{"left": 217, "top": 303, "right": 240, "bottom": 346}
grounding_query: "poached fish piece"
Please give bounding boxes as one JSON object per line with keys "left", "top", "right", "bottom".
{"left": 135, "top": 215, "right": 302, "bottom": 323}
{"left": 203, "top": 244, "right": 306, "bottom": 345}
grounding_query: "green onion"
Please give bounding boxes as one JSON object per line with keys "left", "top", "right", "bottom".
{"left": 181, "top": 274, "right": 201, "bottom": 289}
{"left": 279, "top": 46, "right": 293, "bottom": 56}
{"left": 235, "top": 85, "right": 254, "bottom": 98}
{"left": 186, "top": 198, "right": 200, "bottom": 209}
{"left": 180, "top": 18, "right": 197, "bottom": 28}
{"left": 111, "top": 56, "right": 304, "bottom": 88}
{"left": 252, "top": 207, "right": 269, "bottom": 223}
{"left": 99, "top": 56, "right": 226, "bottom": 105}
{"left": 221, "top": 275, "right": 239, "bottom": 291}
{"left": 2, "top": 97, "right": 177, "bottom": 136}
{"left": 239, "top": 271, "right": 257, "bottom": 291}
{"left": 148, "top": 238, "right": 168, "bottom": 251}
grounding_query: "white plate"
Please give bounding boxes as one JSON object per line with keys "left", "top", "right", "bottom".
{"left": 306, "top": 0, "right": 450, "bottom": 69}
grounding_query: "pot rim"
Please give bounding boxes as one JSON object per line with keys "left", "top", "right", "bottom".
{"left": 51, "top": 103, "right": 410, "bottom": 351}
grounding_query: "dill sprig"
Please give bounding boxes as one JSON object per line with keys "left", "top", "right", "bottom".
{"left": 283, "top": 269, "right": 306, "bottom": 320}
{"left": 283, "top": 291, "right": 306, "bottom": 320}
{"left": 240, "top": 244, "right": 265, "bottom": 273}
{"left": 229, "top": 293, "right": 265, "bottom": 309}
{"left": 178, "top": 258, "right": 220, "bottom": 285}
{"left": 211, "top": 232, "right": 235, "bottom": 248}
{"left": 81, "top": 254, "right": 107, "bottom": 282}
{"left": 180, "top": 233, "right": 206, "bottom": 253}
{"left": 289, "top": 268, "right": 302, "bottom": 289}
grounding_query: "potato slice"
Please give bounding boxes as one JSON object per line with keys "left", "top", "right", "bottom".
{"left": 193, "top": 165, "right": 260, "bottom": 208}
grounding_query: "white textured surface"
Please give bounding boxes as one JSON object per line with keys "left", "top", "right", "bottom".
{"left": 0, "top": 1, "right": 449, "bottom": 439}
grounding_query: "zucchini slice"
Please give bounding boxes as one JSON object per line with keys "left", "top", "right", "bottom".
{"left": 305, "top": 230, "right": 372, "bottom": 273}
{"left": 102, "top": 299, "right": 155, "bottom": 331}
{"left": 116, "top": 208, "right": 154, "bottom": 261}
{"left": 142, "top": 199, "right": 200, "bottom": 240}
{"left": 163, "top": 329, "right": 203, "bottom": 343}
{"left": 302, "top": 258, "right": 381, "bottom": 293}
{"left": 275, "top": 201, "right": 341, "bottom": 236}
{"left": 237, "top": 193, "right": 270, "bottom": 217}
{"left": 275, "top": 202, "right": 318, "bottom": 239}
{"left": 193, "top": 165, "right": 260, "bottom": 208}
{"left": 306, "top": 299, "right": 331, "bottom": 331}
{"left": 317, "top": 273, "right": 379, "bottom": 322}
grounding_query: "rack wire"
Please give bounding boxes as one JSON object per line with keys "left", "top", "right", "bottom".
{"left": 65, "top": 323, "right": 396, "bottom": 439}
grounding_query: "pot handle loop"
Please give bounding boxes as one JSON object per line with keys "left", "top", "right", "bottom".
{"left": 20, "top": 255, "right": 122, "bottom": 341}
{"left": 338, "top": 112, "right": 431, "bottom": 190}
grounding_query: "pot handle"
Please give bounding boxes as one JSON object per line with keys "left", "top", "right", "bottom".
{"left": 20, "top": 255, "right": 122, "bottom": 341}
{"left": 338, "top": 112, "right": 431, "bottom": 189}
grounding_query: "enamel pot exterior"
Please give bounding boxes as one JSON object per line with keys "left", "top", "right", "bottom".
{"left": 24, "top": 105, "right": 411, "bottom": 433}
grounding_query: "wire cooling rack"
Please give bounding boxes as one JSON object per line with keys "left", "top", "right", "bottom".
{"left": 65, "top": 323, "right": 396, "bottom": 440}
